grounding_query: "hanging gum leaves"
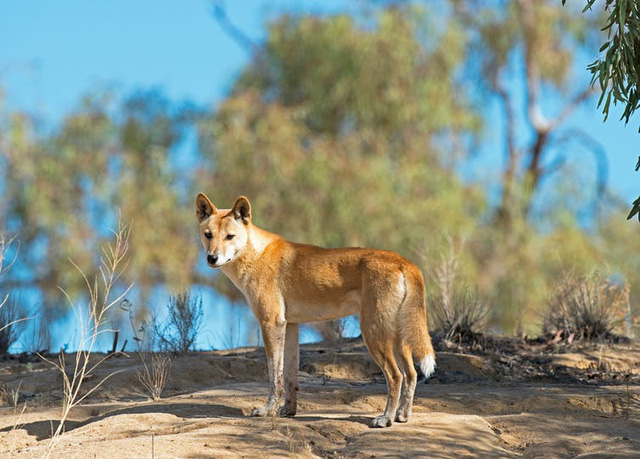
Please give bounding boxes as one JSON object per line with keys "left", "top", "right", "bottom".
{"left": 564, "top": 0, "right": 640, "bottom": 220}
{"left": 564, "top": 0, "right": 640, "bottom": 128}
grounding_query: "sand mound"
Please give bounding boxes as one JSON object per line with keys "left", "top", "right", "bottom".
{"left": 1, "top": 339, "right": 639, "bottom": 457}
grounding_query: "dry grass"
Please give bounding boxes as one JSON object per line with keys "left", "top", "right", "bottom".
{"left": 39, "top": 222, "right": 133, "bottom": 456}
{"left": 544, "top": 272, "right": 631, "bottom": 342}
{"left": 426, "top": 239, "right": 490, "bottom": 342}
{"left": 0, "top": 235, "right": 18, "bottom": 276}
{"left": 281, "top": 426, "right": 315, "bottom": 457}
{"left": 432, "top": 288, "right": 491, "bottom": 342}
{"left": 136, "top": 351, "right": 173, "bottom": 401}
{"left": 122, "top": 298, "right": 173, "bottom": 401}
{"left": 0, "top": 381, "right": 21, "bottom": 408}
{"left": 1, "top": 381, "right": 28, "bottom": 431}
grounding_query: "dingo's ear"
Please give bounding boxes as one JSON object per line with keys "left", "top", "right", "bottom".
{"left": 231, "top": 196, "right": 251, "bottom": 225}
{"left": 196, "top": 193, "right": 217, "bottom": 223}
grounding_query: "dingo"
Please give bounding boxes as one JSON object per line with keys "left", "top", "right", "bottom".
{"left": 196, "top": 193, "right": 435, "bottom": 427}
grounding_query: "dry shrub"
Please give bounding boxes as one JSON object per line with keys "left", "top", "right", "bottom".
{"left": 136, "top": 351, "right": 173, "bottom": 401}
{"left": 121, "top": 299, "right": 173, "bottom": 400}
{"left": 154, "top": 290, "right": 204, "bottom": 354}
{"left": 0, "top": 296, "right": 27, "bottom": 354}
{"left": 431, "top": 288, "right": 490, "bottom": 342}
{"left": 0, "top": 235, "right": 30, "bottom": 353}
{"left": 544, "top": 272, "right": 631, "bottom": 342}
{"left": 39, "top": 223, "right": 132, "bottom": 456}
{"left": 0, "top": 381, "right": 21, "bottom": 408}
{"left": 20, "top": 304, "right": 52, "bottom": 354}
{"left": 0, "top": 381, "right": 28, "bottom": 431}
{"left": 315, "top": 319, "right": 345, "bottom": 344}
{"left": 426, "top": 239, "right": 490, "bottom": 342}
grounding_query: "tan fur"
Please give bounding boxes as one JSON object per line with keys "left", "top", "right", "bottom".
{"left": 196, "top": 193, "right": 435, "bottom": 427}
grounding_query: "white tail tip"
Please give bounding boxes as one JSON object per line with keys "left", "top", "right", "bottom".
{"left": 420, "top": 354, "right": 436, "bottom": 379}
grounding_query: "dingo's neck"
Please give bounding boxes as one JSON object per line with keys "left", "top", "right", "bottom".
{"left": 221, "top": 224, "right": 279, "bottom": 291}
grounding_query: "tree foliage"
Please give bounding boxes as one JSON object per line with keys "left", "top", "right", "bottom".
{"left": 0, "top": 90, "right": 199, "bottom": 305}
{"left": 201, "top": 11, "right": 483, "bottom": 255}
{"left": 0, "top": 1, "right": 638, "bottom": 339}
{"left": 454, "top": 0, "right": 603, "bottom": 221}
{"left": 562, "top": 0, "right": 640, "bottom": 220}
{"left": 563, "top": 0, "right": 640, "bottom": 127}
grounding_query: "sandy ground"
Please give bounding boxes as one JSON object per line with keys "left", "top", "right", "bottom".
{"left": 0, "top": 339, "right": 639, "bottom": 458}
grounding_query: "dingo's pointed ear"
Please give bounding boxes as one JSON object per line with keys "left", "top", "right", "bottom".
{"left": 232, "top": 196, "right": 251, "bottom": 224}
{"left": 196, "top": 193, "right": 217, "bottom": 223}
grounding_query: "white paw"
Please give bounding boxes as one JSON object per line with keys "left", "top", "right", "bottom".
{"left": 370, "top": 415, "right": 393, "bottom": 428}
{"left": 395, "top": 412, "right": 409, "bottom": 423}
{"left": 250, "top": 405, "right": 269, "bottom": 417}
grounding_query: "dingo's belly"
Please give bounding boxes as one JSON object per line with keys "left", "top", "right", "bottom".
{"left": 284, "top": 290, "right": 361, "bottom": 323}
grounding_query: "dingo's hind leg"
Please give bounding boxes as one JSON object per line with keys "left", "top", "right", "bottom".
{"left": 361, "top": 297, "right": 403, "bottom": 429}
{"left": 363, "top": 335, "right": 403, "bottom": 428}
{"left": 395, "top": 342, "right": 417, "bottom": 423}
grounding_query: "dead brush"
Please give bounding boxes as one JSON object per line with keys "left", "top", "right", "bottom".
{"left": 0, "top": 235, "right": 31, "bottom": 353}
{"left": 431, "top": 288, "right": 491, "bottom": 343}
{"left": 0, "top": 381, "right": 21, "bottom": 408}
{"left": 0, "top": 295, "right": 27, "bottom": 354}
{"left": 425, "top": 239, "right": 490, "bottom": 343}
{"left": 0, "top": 381, "right": 28, "bottom": 431}
{"left": 544, "top": 272, "right": 630, "bottom": 342}
{"left": 153, "top": 290, "right": 204, "bottom": 355}
{"left": 281, "top": 425, "right": 315, "bottom": 457}
{"left": 136, "top": 351, "right": 173, "bottom": 401}
{"left": 39, "top": 222, "right": 133, "bottom": 457}
{"left": 121, "top": 299, "right": 173, "bottom": 401}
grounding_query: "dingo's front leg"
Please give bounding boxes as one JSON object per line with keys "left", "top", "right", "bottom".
{"left": 251, "top": 319, "right": 286, "bottom": 417}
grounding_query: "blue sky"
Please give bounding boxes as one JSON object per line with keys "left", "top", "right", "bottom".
{"left": 0, "top": 0, "right": 352, "bottom": 115}
{"left": 2, "top": 0, "right": 638, "bottom": 205}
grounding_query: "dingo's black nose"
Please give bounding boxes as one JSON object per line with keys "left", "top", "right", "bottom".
{"left": 207, "top": 254, "right": 218, "bottom": 265}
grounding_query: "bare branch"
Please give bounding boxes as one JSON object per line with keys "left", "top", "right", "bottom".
{"left": 551, "top": 128, "right": 608, "bottom": 196}
{"left": 548, "top": 87, "right": 594, "bottom": 131}
{"left": 0, "top": 235, "right": 19, "bottom": 277}
{"left": 211, "top": 0, "right": 259, "bottom": 54}
{"left": 492, "top": 75, "right": 518, "bottom": 163}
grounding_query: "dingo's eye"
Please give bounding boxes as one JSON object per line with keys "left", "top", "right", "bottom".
{"left": 204, "top": 231, "right": 212, "bottom": 240}
{"left": 225, "top": 234, "right": 235, "bottom": 241}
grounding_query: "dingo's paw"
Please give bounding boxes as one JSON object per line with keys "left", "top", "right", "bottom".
{"left": 370, "top": 415, "right": 393, "bottom": 428}
{"left": 280, "top": 406, "right": 296, "bottom": 417}
{"left": 395, "top": 412, "right": 410, "bottom": 423}
{"left": 250, "top": 405, "right": 269, "bottom": 417}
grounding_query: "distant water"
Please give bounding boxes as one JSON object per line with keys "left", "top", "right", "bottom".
{"left": 10, "top": 286, "right": 362, "bottom": 353}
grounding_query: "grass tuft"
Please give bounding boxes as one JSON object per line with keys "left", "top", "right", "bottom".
{"left": 544, "top": 272, "right": 631, "bottom": 342}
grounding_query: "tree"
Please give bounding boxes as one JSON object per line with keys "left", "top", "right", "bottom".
{"left": 561, "top": 0, "right": 640, "bottom": 220}
{"left": 200, "top": 9, "right": 486, "bottom": 336}
{"left": 202, "top": 9, "right": 485, "bottom": 249}
{"left": 562, "top": 0, "right": 640, "bottom": 129}
{"left": 204, "top": 1, "right": 640, "bottom": 335}
{"left": 452, "top": 0, "right": 605, "bottom": 224}
{"left": 0, "top": 90, "right": 198, "bottom": 310}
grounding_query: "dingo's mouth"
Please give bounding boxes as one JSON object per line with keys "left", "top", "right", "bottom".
{"left": 208, "top": 259, "right": 230, "bottom": 269}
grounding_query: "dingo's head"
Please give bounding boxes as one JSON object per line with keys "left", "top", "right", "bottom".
{"left": 195, "top": 193, "right": 251, "bottom": 268}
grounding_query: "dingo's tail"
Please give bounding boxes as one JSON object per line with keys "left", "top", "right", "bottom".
{"left": 400, "top": 267, "right": 436, "bottom": 380}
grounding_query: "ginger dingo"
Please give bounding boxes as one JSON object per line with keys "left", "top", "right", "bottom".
{"left": 196, "top": 193, "right": 435, "bottom": 428}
